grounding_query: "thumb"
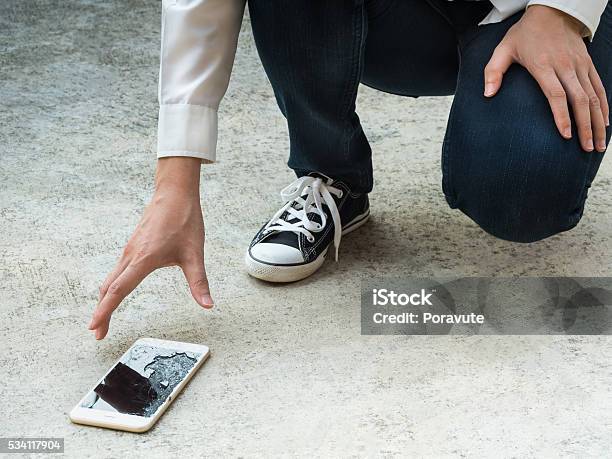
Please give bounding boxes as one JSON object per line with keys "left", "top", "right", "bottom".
{"left": 484, "top": 42, "right": 514, "bottom": 97}
{"left": 181, "top": 255, "right": 214, "bottom": 309}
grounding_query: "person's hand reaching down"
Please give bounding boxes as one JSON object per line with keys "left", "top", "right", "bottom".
{"left": 89, "top": 157, "right": 212, "bottom": 340}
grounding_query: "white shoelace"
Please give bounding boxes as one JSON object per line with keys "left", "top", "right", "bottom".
{"left": 263, "top": 176, "right": 344, "bottom": 261}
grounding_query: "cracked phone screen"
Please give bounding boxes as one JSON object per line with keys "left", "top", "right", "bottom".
{"left": 81, "top": 344, "right": 201, "bottom": 417}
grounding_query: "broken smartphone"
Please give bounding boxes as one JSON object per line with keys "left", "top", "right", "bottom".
{"left": 69, "top": 338, "right": 209, "bottom": 432}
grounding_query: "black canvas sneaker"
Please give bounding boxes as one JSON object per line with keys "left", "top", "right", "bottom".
{"left": 245, "top": 173, "right": 370, "bottom": 282}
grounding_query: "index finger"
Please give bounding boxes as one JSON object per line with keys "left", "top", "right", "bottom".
{"left": 90, "top": 264, "right": 150, "bottom": 340}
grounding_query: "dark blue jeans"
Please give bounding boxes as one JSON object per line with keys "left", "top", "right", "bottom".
{"left": 248, "top": 0, "right": 612, "bottom": 242}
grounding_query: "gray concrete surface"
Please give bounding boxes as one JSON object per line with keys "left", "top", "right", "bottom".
{"left": 2, "top": 1, "right": 612, "bottom": 457}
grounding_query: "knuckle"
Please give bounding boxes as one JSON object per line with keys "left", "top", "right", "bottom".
{"left": 588, "top": 94, "right": 601, "bottom": 108}
{"left": 574, "top": 92, "right": 590, "bottom": 107}
{"left": 107, "top": 281, "right": 123, "bottom": 296}
{"left": 121, "top": 244, "right": 133, "bottom": 259}
{"left": 193, "top": 277, "right": 209, "bottom": 289}
{"left": 190, "top": 278, "right": 210, "bottom": 293}
{"left": 133, "top": 243, "right": 149, "bottom": 258}
{"left": 99, "top": 279, "right": 112, "bottom": 294}
{"left": 561, "top": 69, "right": 578, "bottom": 82}
{"left": 557, "top": 59, "right": 574, "bottom": 74}
{"left": 548, "top": 88, "right": 566, "bottom": 100}
{"left": 532, "top": 54, "right": 552, "bottom": 71}
{"left": 131, "top": 245, "right": 155, "bottom": 267}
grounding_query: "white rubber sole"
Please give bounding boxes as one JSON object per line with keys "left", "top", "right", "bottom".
{"left": 245, "top": 210, "right": 370, "bottom": 283}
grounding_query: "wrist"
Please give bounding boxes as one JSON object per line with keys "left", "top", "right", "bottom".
{"left": 154, "top": 157, "right": 202, "bottom": 196}
{"left": 525, "top": 5, "right": 584, "bottom": 34}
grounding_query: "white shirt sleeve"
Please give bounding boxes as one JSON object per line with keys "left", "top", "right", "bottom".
{"left": 157, "top": 0, "right": 246, "bottom": 163}
{"left": 527, "top": 0, "right": 608, "bottom": 39}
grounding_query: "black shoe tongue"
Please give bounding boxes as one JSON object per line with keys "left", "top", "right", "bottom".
{"left": 306, "top": 171, "right": 333, "bottom": 185}
{"left": 262, "top": 230, "right": 300, "bottom": 249}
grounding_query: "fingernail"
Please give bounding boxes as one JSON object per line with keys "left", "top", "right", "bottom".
{"left": 484, "top": 84, "right": 495, "bottom": 97}
{"left": 597, "top": 141, "right": 607, "bottom": 152}
{"left": 88, "top": 319, "right": 94, "bottom": 330}
{"left": 201, "top": 294, "right": 214, "bottom": 308}
{"left": 586, "top": 139, "right": 594, "bottom": 151}
{"left": 563, "top": 128, "right": 572, "bottom": 139}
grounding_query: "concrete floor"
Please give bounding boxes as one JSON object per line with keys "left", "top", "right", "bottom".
{"left": 2, "top": 1, "right": 612, "bottom": 457}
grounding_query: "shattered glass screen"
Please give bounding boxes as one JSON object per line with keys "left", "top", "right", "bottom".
{"left": 81, "top": 344, "right": 202, "bottom": 417}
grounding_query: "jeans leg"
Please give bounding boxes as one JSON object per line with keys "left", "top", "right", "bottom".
{"left": 442, "top": 6, "right": 612, "bottom": 243}
{"left": 248, "top": 0, "right": 372, "bottom": 192}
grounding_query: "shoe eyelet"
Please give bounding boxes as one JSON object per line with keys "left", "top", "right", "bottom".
{"left": 307, "top": 236, "right": 315, "bottom": 243}
{"left": 338, "top": 191, "right": 344, "bottom": 198}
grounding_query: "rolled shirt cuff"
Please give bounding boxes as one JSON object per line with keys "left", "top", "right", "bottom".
{"left": 157, "top": 104, "right": 218, "bottom": 163}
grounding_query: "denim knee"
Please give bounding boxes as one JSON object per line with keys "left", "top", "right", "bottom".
{"left": 451, "top": 189, "right": 585, "bottom": 243}
{"left": 443, "top": 142, "right": 597, "bottom": 243}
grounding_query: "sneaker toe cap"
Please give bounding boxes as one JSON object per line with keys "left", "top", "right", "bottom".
{"left": 249, "top": 242, "right": 304, "bottom": 265}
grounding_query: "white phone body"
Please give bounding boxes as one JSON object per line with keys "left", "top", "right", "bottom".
{"left": 69, "top": 338, "right": 209, "bottom": 433}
